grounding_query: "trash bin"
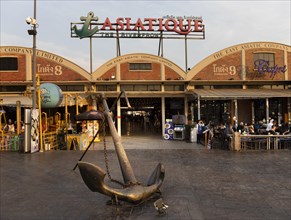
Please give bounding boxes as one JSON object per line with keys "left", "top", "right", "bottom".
{"left": 190, "top": 127, "right": 197, "bottom": 143}
{"left": 12, "top": 135, "right": 19, "bottom": 151}
{"left": 18, "top": 133, "right": 25, "bottom": 153}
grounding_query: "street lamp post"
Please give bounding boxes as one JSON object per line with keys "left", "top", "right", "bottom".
{"left": 27, "top": 0, "right": 38, "bottom": 152}
{"left": 32, "top": 0, "right": 37, "bottom": 109}
{"left": 26, "top": 0, "right": 37, "bottom": 108}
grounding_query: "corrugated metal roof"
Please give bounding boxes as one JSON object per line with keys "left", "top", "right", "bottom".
{"left": 0, "top": 96, "right": 32, "bottom": 107}
{"left": 188, "top": 89, "right": 291, "bottom": 100}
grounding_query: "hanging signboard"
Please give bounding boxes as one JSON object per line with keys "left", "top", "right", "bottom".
{"left": 71, "top": 12, "right": 205, "bottom": 39}
{"left": 31, "top": 109, "right": 39, "bottom": 153}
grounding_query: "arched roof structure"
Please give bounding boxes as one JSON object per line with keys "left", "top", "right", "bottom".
{"left": 92, "top": 53, "right": 186, "bottom": 81}
{"left": 186, "top": 42, "right": 291, "bottom": 81}
{"left": 0, "top": 46, "right": 91, "bottom": 81}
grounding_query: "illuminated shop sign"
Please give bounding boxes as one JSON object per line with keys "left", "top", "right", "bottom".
{"left": 71, "top": 12, "right": 204, "bottom": 39}
{"left": 255, "top": 59, "right": 287, "bottom": 78}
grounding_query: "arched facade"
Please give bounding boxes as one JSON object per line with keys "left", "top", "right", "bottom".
{"left": 185, "top": 42, "right": 291, "bottom": 129}
{"left": 0, "top": 46, "right": 91, "bottom": 82}
{"left": 187, "top": 42, "right": 290, "bottom": 81}
{"left": 0, "top": 42, "right": 291, "bottom": 140}
{"left": 92, "top": 53, "right": 186, "bottom": 81}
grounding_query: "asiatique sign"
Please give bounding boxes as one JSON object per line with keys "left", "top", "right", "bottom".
{"left": 71, "top": 12, "right": 205, "bottom": 39}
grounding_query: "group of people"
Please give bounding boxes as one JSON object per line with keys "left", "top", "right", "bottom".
{"left": 195, "top": 118, "right": 291, "bottom": 149}
{"left": 1, "top": 119, "right": 16, "bottom": 150}
{"left": 234, "top": 119, "right": 290, "bottom": 135}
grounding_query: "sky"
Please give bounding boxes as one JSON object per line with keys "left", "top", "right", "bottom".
{"left": 1, "top": 0, "right": 290, "bottom": 72}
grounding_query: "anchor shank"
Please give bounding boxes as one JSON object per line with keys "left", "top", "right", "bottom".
{"left": 102, "top": 96, "right": 137, "bottom": 185}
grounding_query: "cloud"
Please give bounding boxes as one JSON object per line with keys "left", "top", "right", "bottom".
{"left": 1, "top": 0, "right": 290, "bottom": 72}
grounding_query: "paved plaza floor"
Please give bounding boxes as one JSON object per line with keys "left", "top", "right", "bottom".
{"left": 1, "top": 136, "right": 290, "bottom": 220}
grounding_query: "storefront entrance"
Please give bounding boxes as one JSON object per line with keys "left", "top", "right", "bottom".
{"left": 120, "top": 98, "right": 161, "bottom": 136}
{"left": 194, "top": 100, "right": 232, "bottom": 125}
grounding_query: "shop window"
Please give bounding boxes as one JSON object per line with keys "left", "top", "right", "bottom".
{"left": 121, "top": 85, "right": 134, "bottom": 91}
{"left": 0, "top": 57, "right": 18, "bottom": 71}
{"left": 120, "top": 84, "right": 161, "bottom": 91}
{"left": 129, "top": 63, "right": 152, "bottom": 71}
{"left": 164, "top": 84, "right": 184, "bottom": 91}
{"left": 253, "top": 53, "right": 275, "bottom": 69}
{"left": 195, "top": 85, "right": 213, "bottom": 89}
{"left": 96, "top": 85, "right": 117, "bottom": 91}
{"left": 134, "top": 85, "right": 148, "bottom": 91}
{"left": 59, "top": 85, "right": 84, "bottom": 92}
{"left": 0, "top": 86, "right": 26, "bottom": 92}
{"left": 213, "top": 85, "right": 242, "bottom": 89}
{"left": 148, "top": 84, "right": 160, "bottom": 91}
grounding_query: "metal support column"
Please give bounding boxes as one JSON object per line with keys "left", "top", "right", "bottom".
{"left": 197, "top": 96, "right": 201, "bottom": 120}
{"left": 32, "top": 0, "right": 37, "bottom": 109}
{"left": 251, "top": 101, "right": 255, "bottom": 125}
{"left": 117, "top": 99, "right": 121, "bottom": 137}
{"left": 234, "top": 99, "right": 238, "bottom": 128}
{"left": 191, "top": 103, "right": 194, "bottom": 124}
{"left": 184, "top": 97, "right": 188, "bottom": 123}
{"left": 161, "top": 97, "right": 165, "bottom": 137}
{"left": 37, "top": 75, "right": 43, "bottom": 152}
{"left": 90, "top": 36, "right": 93, "bottom": 76}
{"left": 158, "top": 32, "right": 163, "bottom": 57}
{"left": 266, "top": 98, "right": 269, "bottom": 122}
{"left": 288, "top": 97, "right": 291, "bottom": 128}
{"left": 116, "top": 31, "right": 121, "bottom": 57}
{"left": 16, "top": 101, "right": 21, "bottom": 135}
{"left": 185, "top": 35, "right": 188, "bottom": 72}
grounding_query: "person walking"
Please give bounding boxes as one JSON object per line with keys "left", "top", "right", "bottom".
{"left": 3, "top": 119, "right": 15, "bottom": 150}
{"left": 197, "top": 120, "right": 204, "bottom": 144}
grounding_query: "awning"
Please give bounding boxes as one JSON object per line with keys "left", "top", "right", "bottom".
{"left": 187, "top": 89, "right": 291, "bottom": 100}
{"left": 0, "top": 95, "right": 32, "bottom": 107}
{"left": 0, "top": 94, "right": 90, "bottom": 108}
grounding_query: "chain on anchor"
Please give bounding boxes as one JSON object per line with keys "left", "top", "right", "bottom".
{"left": 102, "top": 120, "right": 125, "bottom": 187}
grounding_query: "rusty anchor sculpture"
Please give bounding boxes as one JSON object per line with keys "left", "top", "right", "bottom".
{"left": 74, "top": 92, "right": 165, "bottom": 204}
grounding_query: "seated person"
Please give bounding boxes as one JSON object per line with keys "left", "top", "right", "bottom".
{"left": 283, "top": 127, "right": 290, "bottom": 135}
{"left": 269, "top": 125, "right": 277, "bottom": 135}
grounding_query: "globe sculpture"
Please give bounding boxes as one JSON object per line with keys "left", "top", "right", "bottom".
{"left": 39, "top": 83, "right": 63, "bottom": 108}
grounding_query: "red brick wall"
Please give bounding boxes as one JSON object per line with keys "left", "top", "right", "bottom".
{"left": 288, "top": 51, "right": 291, "bottom": 80}
{"left": 97, "top": 67, "right": 116, "bottom": 80}
{"left": 192, "top": 48, "right": 289, "bottom": 81}
{"left": 193, "top": 52, "right": 241, "bottom": 80}
{"left": 36, "top": 58, "right": 88, "bottom": 81}
{"left": 0, "top": 54, "right": 88, "bottom": 82}
{"left": 245, "top": 48, "right": 285, "bottom": 80}
{"left": 120, "top": 62, "right": 161, "bottom": 80}
{"left": 165, "top": 66, "right": 181, "bottom": 80}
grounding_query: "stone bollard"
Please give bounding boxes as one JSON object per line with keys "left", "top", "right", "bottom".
{"left": 233, "top": 132, "right": 241, "bottom": 151}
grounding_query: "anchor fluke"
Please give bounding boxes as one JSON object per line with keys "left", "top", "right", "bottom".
{"left": 147, "top": 163, "right": 165, "bottom": 187}
{"left": 78, "top": 161, "right": 165, "bottom": 204}
{"left": 78, "top": 161, "right": 109, "bottom": 195}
